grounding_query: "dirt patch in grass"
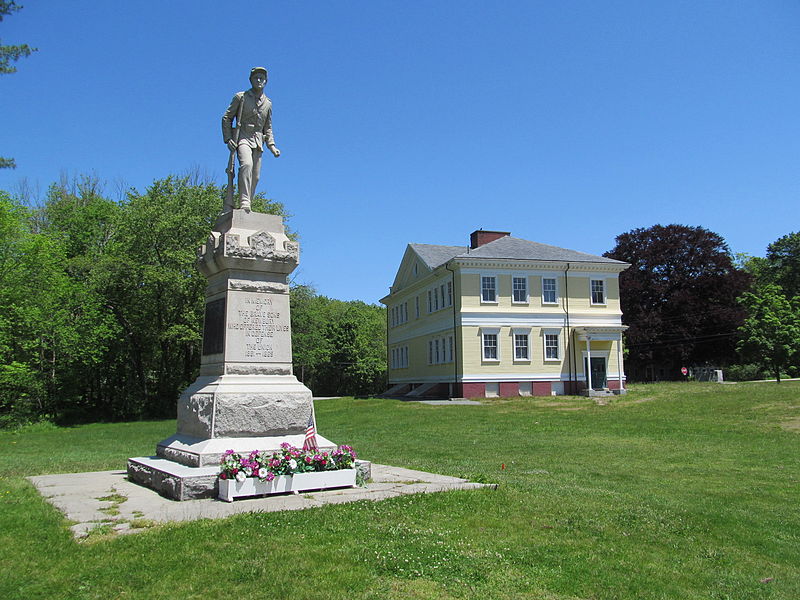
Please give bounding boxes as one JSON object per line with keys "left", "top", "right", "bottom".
{"left": 780, "top": 417, "right": 800, "bottom": 432}
{"left": 620, "top": 396, "right": 654, "bottom": 405}
{"left": 537, "top": 402, "right": 590, "bottom": 411}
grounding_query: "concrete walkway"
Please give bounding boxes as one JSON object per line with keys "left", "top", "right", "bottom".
{"left": 28, "top": 465, "right": 490, "bottom": 539}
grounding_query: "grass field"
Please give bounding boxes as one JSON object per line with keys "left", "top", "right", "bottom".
{"left": 1, "top": 382, "right": 798, "bottom": 599}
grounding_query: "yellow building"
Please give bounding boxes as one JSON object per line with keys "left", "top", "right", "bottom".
{"left": 380, "top": 230, "right": 630, "bottom": 398}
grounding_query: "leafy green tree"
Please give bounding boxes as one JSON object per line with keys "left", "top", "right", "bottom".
{"left": 0, "top": 191, "right": 105, "bottom": 424}
{"left": 290, "top": 287, "right": 386, "bottom": 396}
{"left": 290, "top": 285, "right": 332, "bottom": 388}
{"left": 1, "top": 1, "right": 37, "bottom": 169}
{"left": 765, "top": 231, "right": 800, "bottom": 300}
{"left": 737, "top": 284, "right": 800, "bottom": 382}
{"left": 1, "top": 170, "right": 387, "bottom": 424}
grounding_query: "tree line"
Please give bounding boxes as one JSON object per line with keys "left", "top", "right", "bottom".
{"left": 0, "top": 177, "right": 386, "bottom": 427}
{"left": 1, "top": 175, "right": 798, "bottom": 427}
{"left": 605, "top": 224, "right": 800, "bottom": 383}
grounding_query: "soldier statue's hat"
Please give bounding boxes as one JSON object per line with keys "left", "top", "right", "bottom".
{"left": 250, "top": 66, "right": 268, "bottom": 78}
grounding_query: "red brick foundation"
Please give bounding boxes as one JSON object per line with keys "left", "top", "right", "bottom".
{"left": 607, "top": 379, "right": 625, "bottom": 390}
{"left": 499, "top": 382, "right": 519, "bottom": 397}
{"left": 460, "top": 383, "right": 486, "bottom": 399}
{"left": 532, "top": 382, "right": 552, "bottom": 396}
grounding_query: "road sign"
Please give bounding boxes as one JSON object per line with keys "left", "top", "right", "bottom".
{"left": 681, "top": 367, "right": 688, "bottom": 376}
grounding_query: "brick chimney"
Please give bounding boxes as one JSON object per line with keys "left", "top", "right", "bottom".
{"left": 470, "top": 229, "right": 510, "bottom": 249}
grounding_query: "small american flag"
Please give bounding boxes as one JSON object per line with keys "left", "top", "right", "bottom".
{"left": 302, "top": 413, "right": 318, "bottom": 451}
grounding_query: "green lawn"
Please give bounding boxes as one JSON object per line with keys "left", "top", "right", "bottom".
{"left": 1, "top": 382, "right": 798, "bottom": 599}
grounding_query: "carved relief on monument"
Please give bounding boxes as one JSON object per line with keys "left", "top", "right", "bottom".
{"left": 217, "top": 230, "right": 299, "bottom": 263}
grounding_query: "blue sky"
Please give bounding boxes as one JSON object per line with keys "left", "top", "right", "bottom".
{"left": 2, "top": 1, "right": 799, "bottom": 303}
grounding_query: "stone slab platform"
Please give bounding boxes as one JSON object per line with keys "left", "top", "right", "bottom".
{"left": 126, "top": 453, "right": 369, "bottom": 501}
{"left": 28, "top": 465, "right": 492, "bottom": 539}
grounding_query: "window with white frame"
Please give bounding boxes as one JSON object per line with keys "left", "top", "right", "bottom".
{"left": 481, "top": 275, "right": 497, "bottom": 303}
{"left": 427, "top": 335, "right": 454, "bottom": 364}
{"left": 544, "top": 332, "right": 560, "bottom": 360}
{"left": 391, "top": 346, "right": 409, "bottom": 369}
{"left": 514, "top": 332, "right": 530, "bottom": 360}
{"left": 482, "top": 332, "right": 499, "bottom": 360}
{"left": 591, "top": 279, "right": 605, "bottom": 304}
{"left": 415, "top": 296, "right": 420, "bottom": 319}
{"left": 392, "top": 347, "right": 408, "bottom": 369}
{"left": 542, "top": 277, "right": 557, "bottom": 304}
{"left": 512, "top": 276, "right": 528, "bottom": 303}
{"left": 390, "top": 303, "right": 409, "bottom": 327}
{"left": 426, "top": 282, "right": 454, "bottom": 313}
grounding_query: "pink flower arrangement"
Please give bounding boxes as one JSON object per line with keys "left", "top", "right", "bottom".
{"left": 219, "top": 444, "right": 357, "bottom": 481}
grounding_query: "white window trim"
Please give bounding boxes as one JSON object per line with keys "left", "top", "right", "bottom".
{"left": 481, "top": 274, "right": 498, "bottom": 304}
{"left": 511, "top": 274, "right": 529, "bottom": 304}
{"left": 512, "top": 327, "right": 531, "bottom": 362}
{"left": 542, "top": 276, "right": 559, "bottom": 305}
{"left": 480, "top": 327, "right": 501, "bottom": 362}
{"left": 543, "top": 329, "right": 561, "bottom": 362}
{"left": 391, "top": 346, "right": 409, "bottom": 369}
{"left": 590, "top": 278, "right": 606, "bottom": 306}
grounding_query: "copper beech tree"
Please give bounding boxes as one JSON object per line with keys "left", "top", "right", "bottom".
{"left": 604, "top": 224, "right": 750, "bottom": 381}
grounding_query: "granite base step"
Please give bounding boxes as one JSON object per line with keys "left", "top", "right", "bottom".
{"left": 127, "top": 456, "right": 220, "bottom": 501}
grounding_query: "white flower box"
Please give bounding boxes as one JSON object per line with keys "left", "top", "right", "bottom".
{"left": 218, "top": 469, "right": 357, "bottom": 502}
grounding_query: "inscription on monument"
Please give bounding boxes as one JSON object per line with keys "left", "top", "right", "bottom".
{"left": 202, "top": 298, "right": 226, "bottom": 355}
{"left": 226, "top": 290, "right": 291, "bottom": 363}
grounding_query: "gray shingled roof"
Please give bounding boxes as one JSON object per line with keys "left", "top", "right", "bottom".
{"left": 411, "top": 236, "right": 625, "bottom": 268}
{"left": 464, "top": 236, "right": 625, "bottom": 263}
{"left": 410, "top": 243, "right": 467, "bottom": 269}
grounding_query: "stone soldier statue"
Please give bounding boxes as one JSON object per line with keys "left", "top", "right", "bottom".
{"left": 221, "top": 67, "right": 281, "bottom": 212}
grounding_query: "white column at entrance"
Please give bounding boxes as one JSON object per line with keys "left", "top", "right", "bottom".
{"left": 586, "top": 337, "right": 593, "bottom": 391}
{"left": 617, "top": 332, "right": 624, "bottom": 391}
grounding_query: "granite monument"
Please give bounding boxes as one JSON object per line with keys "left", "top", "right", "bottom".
{"left": 128, "top": 69, "right": 338, "bottom": 501}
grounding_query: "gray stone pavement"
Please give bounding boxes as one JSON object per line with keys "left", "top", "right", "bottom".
{"left": 28, "top": 464, "right": 490, "bottom": 539}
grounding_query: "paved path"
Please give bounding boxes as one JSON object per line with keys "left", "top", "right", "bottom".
{"left": 28, "top": 465, "right": 490, "bottom": 539}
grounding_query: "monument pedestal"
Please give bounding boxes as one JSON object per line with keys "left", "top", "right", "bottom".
{"left": 128, "top": 209, "right": 334, "bottom": 500}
